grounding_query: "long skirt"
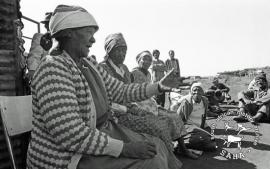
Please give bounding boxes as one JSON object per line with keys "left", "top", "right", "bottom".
{"left": 77, "top": 120, "right": 182, "bottom": 169}
{"left": 115, "top": 105, "right": 185, "bottom": 152}
{"left": 183, "top": 124, "right": 217, "bottom": 152}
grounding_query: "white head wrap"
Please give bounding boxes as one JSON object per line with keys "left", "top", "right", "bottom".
{"left": 190, "top": 82, "right": 203, "bottom": 93}
{"left": 136, "top": 51, "right": 152, "bottom": 63}
{"left": 49, "top": 5, "right": 98, "bottom": 36}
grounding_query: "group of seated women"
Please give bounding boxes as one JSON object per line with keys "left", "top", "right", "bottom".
{"left": 26, "top": 4, "right": 217, "bottom": 169}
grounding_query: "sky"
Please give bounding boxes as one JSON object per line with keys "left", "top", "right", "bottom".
{"left": 20, "top": 0, "right": 270, "bottom": 76}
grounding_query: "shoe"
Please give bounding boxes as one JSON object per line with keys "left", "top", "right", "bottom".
{"left": 233, "top": 115, "right": 248, "bottom": 122}
{"left": 207, "top": 111, "right": 219, "bottom": 118}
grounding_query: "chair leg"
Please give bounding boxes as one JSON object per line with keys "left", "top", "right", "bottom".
{"left": 1, "top": 111, "right": 17, "bottom": 169}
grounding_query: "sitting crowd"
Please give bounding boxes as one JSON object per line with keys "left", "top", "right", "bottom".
{"left": 24, "top": 4, "right": 269, "bottom": 169}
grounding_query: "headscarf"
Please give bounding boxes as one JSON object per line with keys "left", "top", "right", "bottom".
{"left": 104, "top": 33, "right": 127, "bottom": 60}
{"left": 152, "top": 49, "right": 160, "bottom": 55}
{"left": 49, "top": 5, "right": 98, "bottom": 37}
{"left": 136, "top": 50, "right": 152, "bottom": 64}
{"left": 190, "top": 82, "right": 204, "bottom": 94}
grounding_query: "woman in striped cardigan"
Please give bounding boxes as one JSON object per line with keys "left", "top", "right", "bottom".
{"left": 27, "top": 5, "right": 183, "bottom": 169}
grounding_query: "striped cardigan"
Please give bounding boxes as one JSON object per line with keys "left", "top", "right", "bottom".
{"left": 27, "top": 51, "right": 159, "bottom": 169}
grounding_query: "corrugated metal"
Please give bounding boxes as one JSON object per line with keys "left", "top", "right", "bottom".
{"left": 0, "top": 0, "right": 27, "bottom": 168}
{"left": 0, "top": 50, "right": 16, "bottom": 96}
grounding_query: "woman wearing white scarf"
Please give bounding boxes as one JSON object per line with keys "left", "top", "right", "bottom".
{"left": 171, "top": 82, "right": 217, "bottom": 152}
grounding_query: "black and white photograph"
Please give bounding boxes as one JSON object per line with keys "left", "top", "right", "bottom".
{"left": 0, "top": 0, "right": 269, "bottom": 168}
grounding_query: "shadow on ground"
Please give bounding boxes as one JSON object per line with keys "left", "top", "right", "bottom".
{"left": 177, "top": 117, "right": 270, "bottom": 169}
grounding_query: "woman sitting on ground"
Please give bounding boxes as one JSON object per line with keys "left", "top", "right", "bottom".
{"left": 171, "top": 82, "right": 217, "bottom": 152}
{"left": 99, "top": 33, "right": 198, "bottom": 159}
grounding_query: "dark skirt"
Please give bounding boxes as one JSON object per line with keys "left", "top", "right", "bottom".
{"left": 184, "top": 124, "right": 217, "bottom": 152}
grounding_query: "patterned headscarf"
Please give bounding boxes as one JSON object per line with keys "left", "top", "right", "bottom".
{"left": 49, "top": 5, "right": 98, "bottom": 36}
{"left": 136, "top": 50, "right": 152, "bottom": 64}
{"left": 104, "top": 33, "right": 127, "bottom": 60}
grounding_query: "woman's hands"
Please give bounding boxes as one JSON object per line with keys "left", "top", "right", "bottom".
{"left": 121, "top": 141, "right": 157, "bottom": 159}
{"left": 158, "top": 69, "right": 182, "bottom": 92}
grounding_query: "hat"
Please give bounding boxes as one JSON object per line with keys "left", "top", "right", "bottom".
{"left": 136, "top": 51, "right": 152, "bottom": 63}
{"left": 49, "top": 5, "right": 98, "bottom": 37}
{"left": 41, "top": 12, "right": 53, "bottom": 24}
{"left": 190, "top": 82, "right": 204, "bottom": 92}
{"left": 104, "top": 33, "right": 127, "bottom": 60}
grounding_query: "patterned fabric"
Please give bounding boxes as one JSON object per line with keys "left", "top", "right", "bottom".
{"left": 100, "top": 62, "right": 184, "bottom": 151}
{"left": 150, "top": 59, "right": 166, "bottom": 82}
{"left": 100, "top": 61, "right": 131, "bottom": 84}
{"left": 27, "top": 51, "right": 159, "bottom": 168}
{"left": 104, "top": 33, "right": 126, "bottom": 60}
{"left": 131, "top": 67, "right": 159, "bottom": 114}
{"left": 136, "top": 50, "right": 152, "bottom": 63}
{"left": 165, "top": 58, "right": 180, "bottom": 76}
{"left": 116, "top": 106, "right": 183, "bottom": 151}
{"left": 49, "top": 5, "right": 98, "bottom": 36}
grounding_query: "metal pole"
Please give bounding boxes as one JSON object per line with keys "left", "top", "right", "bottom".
{"left": 21, "top": 15, "right": 41, "bottom": 33}
{"left": 1, "top": 108, "right": 17, "bottom": 169}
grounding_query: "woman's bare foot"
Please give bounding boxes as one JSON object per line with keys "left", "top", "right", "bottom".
{"left": 183, "top": 149, "right": 199, "bottom": 159}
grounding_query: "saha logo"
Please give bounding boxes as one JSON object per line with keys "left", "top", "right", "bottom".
{"left": 210, "top": 111, "right": 260, "bottom": 159}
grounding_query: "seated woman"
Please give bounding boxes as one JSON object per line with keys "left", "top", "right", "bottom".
{"left": 26, "top": 5, "right": 183, "bottom": 169}
{"left": 99, "top": 33, "right": 198, "bottom": 159}
{"left": 171, "top": 82, "right": 217, "bottom": 152}
{"left": 205, "top": 77, "right": 231, "bottom": 114}
{"left": 131, "top": 51, "right": 171, "bottom": 113}
{"left": 234, "top": 74, "right": 270, "bottom": 123}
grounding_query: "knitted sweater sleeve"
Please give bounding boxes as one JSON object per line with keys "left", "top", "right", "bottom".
{"left": 97, "top": 64, "right": 159, "bottom": 104}
{"left": 34, "top": 58, "right": 123, "bottom": 157}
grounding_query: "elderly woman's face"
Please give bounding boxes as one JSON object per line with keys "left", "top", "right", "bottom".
{"left": 71, "top": 26, "right": 96, "bottom": 58}
{"left": 109, "top": 46, "right": 127, "bottom": 65}
{"left": 191, "top": 86, "right": 203, "bottom": 103}
{"left": 139, "top": 55, "right": 152, "bottom": 70}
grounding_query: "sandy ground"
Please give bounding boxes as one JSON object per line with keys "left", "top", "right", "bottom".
{"left": 177, "top": 111, "right": 270, "bottom": 169}
{"left": 166, "top": 75, "right": 270, "bottom": 169}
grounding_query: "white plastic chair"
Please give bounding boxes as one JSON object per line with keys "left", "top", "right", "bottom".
{"left": 0, "top": 95, "right": 32, "bottom": 169}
